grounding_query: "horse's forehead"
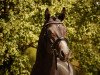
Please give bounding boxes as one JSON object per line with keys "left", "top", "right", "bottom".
{"left": 50, "top": 23, "right": 63, "bottom": 29}
{"left": 49, "top": 24, "right": 62, "bottom": 33}
{"left": 49, "top": 24, "right": 57, "bottom": 29}
{"left": 49, "top": 24, "right": 66, "bottom": 36}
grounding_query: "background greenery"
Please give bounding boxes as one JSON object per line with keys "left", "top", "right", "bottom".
{"left": 0, "top": 0, "right": 100, "bottom": 75}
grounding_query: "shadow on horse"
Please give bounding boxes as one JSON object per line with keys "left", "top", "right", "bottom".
{"left": 31, "top": 7, "right": 76, "bottom": 75}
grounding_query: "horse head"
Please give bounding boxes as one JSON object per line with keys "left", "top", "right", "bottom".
{"left": 44, "top": 7, "right": 70, "bottom": 61}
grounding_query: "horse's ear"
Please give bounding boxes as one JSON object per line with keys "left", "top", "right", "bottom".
{"left": 45, "top": 8, "right": 50, "bottom": 21}
{"left": 58, "top": 7, "right": 66, "bottom": 21}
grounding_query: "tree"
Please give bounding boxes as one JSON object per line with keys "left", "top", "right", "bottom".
{"left": 0, "top": 0, "right": 99, "bottom": 75}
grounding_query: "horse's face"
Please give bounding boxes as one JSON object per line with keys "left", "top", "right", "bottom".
{"left": 44, "top": 8, "right": 70, "bottom": 61}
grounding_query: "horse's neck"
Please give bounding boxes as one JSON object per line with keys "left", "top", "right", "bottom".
{"left": 35, "top": 48, "right": 57, "bottom": 75}
{"left": 50, "top": 54, "right": 57, "bottom": 75}
{"left": 35, "top": 35, "right": 57, "bottom": 75}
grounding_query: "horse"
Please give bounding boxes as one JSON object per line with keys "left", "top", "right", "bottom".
{"left": 31, "top": 7, "right": 75, "bottom": 75}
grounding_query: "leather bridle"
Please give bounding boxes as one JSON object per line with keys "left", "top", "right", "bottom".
{"left": 44, "top": 21, "right": 68, "bottom": 55}
{"left": 44, "top": 22, "right": 68, "bottom": 69}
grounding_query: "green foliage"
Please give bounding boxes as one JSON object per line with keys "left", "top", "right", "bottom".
{"left": 0, "top": 0, "right": 100, "bottom": 75}
{"left": 25, "top": 47, "right": 36, "bottom": 65}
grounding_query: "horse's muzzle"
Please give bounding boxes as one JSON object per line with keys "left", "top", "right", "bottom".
{"left": 59, "top": 51, "right": 69, "bottom": 62}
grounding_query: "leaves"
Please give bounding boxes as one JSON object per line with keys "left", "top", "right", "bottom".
{"left": 0, "top": 0, "right": 100, "bottom": 75}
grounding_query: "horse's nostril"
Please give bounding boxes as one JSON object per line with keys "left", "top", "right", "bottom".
{"left": 61, "top": 51, "right": 64, "bottom": 57}
{"left": 59, "top": 51, "right": 66, "bottom": 61}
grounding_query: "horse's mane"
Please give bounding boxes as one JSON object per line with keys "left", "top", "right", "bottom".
{"left": 35, "top": 24, "right": 49, "bottom": 64}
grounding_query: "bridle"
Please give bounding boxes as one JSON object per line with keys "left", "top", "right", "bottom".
{"left": 44, "top": 21, "right": 68, "bottom": 53}
{"left": 44, "top": 21, "right": 66, "bottom": 51}
{"left": 44, "top": 21, "right": 68, "bottom": 54}
{"left": 44, "top": 21, "right": 69, "bottom": 69}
